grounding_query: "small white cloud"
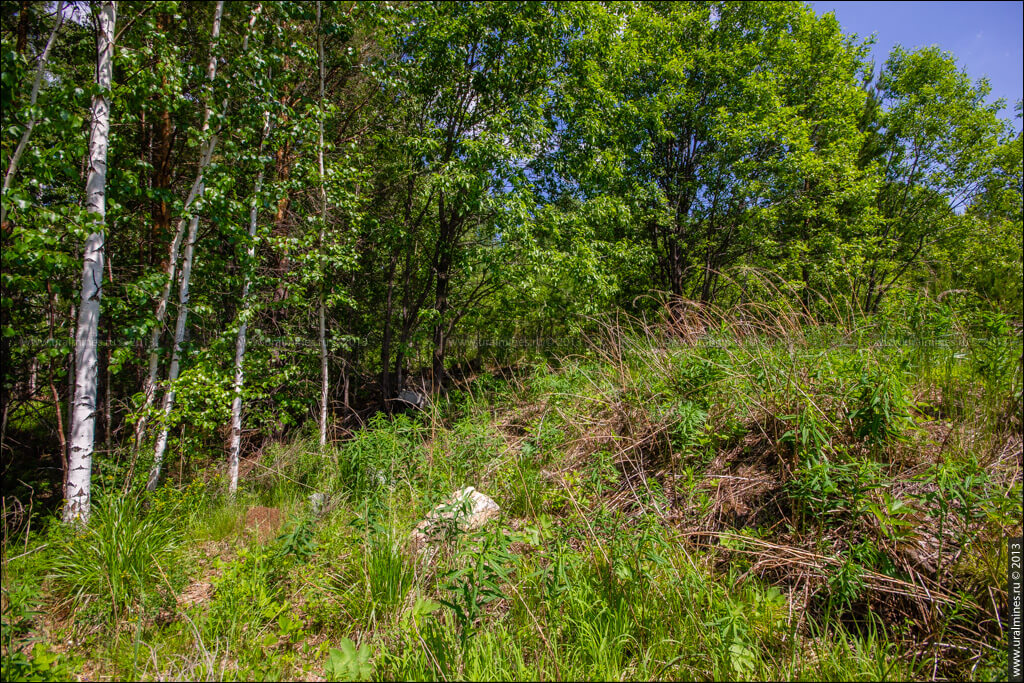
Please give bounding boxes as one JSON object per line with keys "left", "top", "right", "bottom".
{"left": 975, "top": 30, "right": 983, "bottom": 39}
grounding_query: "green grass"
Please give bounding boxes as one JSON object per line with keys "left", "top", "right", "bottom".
{"left": 2, "top": 302, "right": 1020, "bottom": 681}
{"left": 49, "top": 492, "right": 183, "bottom": 624}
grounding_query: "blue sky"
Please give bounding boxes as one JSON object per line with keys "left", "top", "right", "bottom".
{"left": 810, "top": 1, "right": 1023, "bottom": 130}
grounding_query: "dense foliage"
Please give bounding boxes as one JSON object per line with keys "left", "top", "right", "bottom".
{"left": 2, "top": 2, "right": 1019, "bottom": 473}
{"left": 0, "top": 2, "right": 1021, "bottom": 680}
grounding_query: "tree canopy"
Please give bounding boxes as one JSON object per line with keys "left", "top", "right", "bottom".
{"left": 1, "top": 1, "right": 1020, "bottom": 513}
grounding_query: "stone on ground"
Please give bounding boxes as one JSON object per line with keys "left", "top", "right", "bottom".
{"left": 408, "top": 486, "right": 500, "bottom": 556}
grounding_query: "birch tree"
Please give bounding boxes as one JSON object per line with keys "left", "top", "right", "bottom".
{"left": 317, "top": 0, "right": 329, "bottom": 447}
{"left": 229, "top": 109, "right": 271, "bottom": 496}
{"left": 64, "top": 0, "right": 114, "bottom": 524}
{"left": 147, "top": 1, "right": 226, "bottom": 490}
{"left": 134, "top": 1, "right": 225, "bottom": 453}
{"left": 149, "top": 3, "right": 268, "bottom": 490}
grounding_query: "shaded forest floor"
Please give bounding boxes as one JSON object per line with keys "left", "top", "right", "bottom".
{"left": 2, "top": 312, "right": 1022, "bottom": 681}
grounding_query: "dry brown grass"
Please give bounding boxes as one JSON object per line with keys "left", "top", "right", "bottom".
{"left": 477, "top": 287, "right": 1022, "bottom": 676}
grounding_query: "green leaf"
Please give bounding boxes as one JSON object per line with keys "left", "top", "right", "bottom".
{"left": 325, "top": 638, "right": 372, "bottom": 681}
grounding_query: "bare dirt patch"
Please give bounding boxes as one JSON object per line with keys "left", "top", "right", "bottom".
{"left": 177, "top": 578, "right": 215, "bottom": 609}
{"left": 173, "top": 541, "right": 233, "bottom": 612}
{"left": 244, "top": 506, "right": 284, "bottom": 543}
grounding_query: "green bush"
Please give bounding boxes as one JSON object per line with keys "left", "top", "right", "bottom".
{"left": 664, "top": 400, "right": 708, "bottom": 454}
{"left": 847, "top": 364, "right": 916, "bottom": 453}
{"left": 336, "top": 413, "right": 424, "bottom": 500}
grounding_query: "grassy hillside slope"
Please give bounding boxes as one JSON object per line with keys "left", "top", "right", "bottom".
{"left": 3, "top": 302, "right": 1022, "bottom": 681}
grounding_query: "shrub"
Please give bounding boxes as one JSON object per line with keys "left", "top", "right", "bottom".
{"left": 847, "top": 364, "right": 915, "bottom": 453}
{"left": 204, "top": 546, "right": 285, "bottom": 643}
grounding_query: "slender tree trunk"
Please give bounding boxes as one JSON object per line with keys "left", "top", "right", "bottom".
{"left": 316, "top": 1, "right": 329, "bottom": 447}
{"left": 65, "top": 301, "right": 74, "bottom": 491}
{"left": 380, "top": 255, "right": 397, "bottom": 410}
{"left": 148, "top": 1, "right": 225, "bottom": 490}
{"left": 148, "top": 212, "right": 199, "bottom": 490}
{"left": 342, "top": 356, "right": 350, "bottom": 413}
{"left": 16, "top": 0, "right": 29, "bottom": 54}
{"left": 104, "top": 319, "right": 112, "bottom": 453}
{"left": 271, "top": 142, "right": 292, "bottom": 323}
{"left": 1, "top": 1, "right": 65, "bottom": 227}
{"left": 64, "top": 1, "right": 115, "bottom": 525}
{"left": 150, "top": 12, "right": 173, "bottom": 266}
{"left": 432, "top": 253, "right": 451, "bottom": 391}
{"left": 864, "top": 264, "right": 879, "bottom": 314}
{"left": 228, "top": 114, "right": 271, "bottom": 497}
{"left": 46, "top": 284, "right": 67, "bottom": 465}
{"left": 134, "top": 167, "right": 208, "bottom": 453}
{"left": 432, "top": 198, "right": 453, "bottom": 391}
{"left": 152, "top": 108, "right": 173, "bottom": 258}
{"left": 136, "top": 1, "right": 237, "bottom": 457}
{"left": 267, "top": 137, "right": 292, "bottom": 417}
{"left": 394, "top": 346, "right": 405, "bottom": 394}
{"left": 668, "top": 231, "right": 683, "bottom": 297}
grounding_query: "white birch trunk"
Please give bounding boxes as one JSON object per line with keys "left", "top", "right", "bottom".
{"left": 1, "top": 1, "right": 65, "bottom": 226}
{"left": 134, "top": 1, "right": 226, "bottom": 453}
{"left": 147, "top": 1, "right": 225, "bottom": 490}
{"left": 147, "top": 215, "right": 196, "bottom": 490}
{"left": 150, "top": 3, "right": 267, "bottom": 489}
{"left": 134, "top": 154, "right": 213, "bottom": 451}
{"left": 64, "top": 1, "right": 115, "bottom": 524}
{"left": 317, "top": 0, "right": 329, "bottom": 448}
{"left": 228, "top": 112, "right": 271, "bottom": 496}
{"left": 65, "top": 302, "right": 74, "bottom": 482}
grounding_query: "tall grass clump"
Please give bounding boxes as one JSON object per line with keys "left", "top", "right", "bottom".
{"left": 366, "top": 533, "right": 414, "bottom": 615}
{"left": 51, "top": 492, "right": 181, "bottom": 623}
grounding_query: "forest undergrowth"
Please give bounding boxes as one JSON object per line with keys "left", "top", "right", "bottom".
{"left": 2, "top": 296, "right": 1022, "bottom": 681}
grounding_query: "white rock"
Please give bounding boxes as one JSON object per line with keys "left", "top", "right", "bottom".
{"left": 408, "top": 486, "right": 500, "bottom": 555}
